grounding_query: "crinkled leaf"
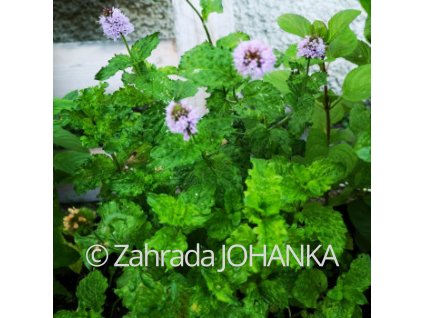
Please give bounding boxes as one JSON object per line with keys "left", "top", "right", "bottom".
{"left": 76, "top": 271, "right": 108, "bottom": 313}
{"left": 200, "top": 0, "right": 223, "bottom": 21}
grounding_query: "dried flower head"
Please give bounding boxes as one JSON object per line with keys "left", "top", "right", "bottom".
{"left": 233, "top": 40, "right": 276, "bottom": 79}
{"left": 297, "top": 36, "right": 326, "bottom": 59}
{"left": 63, "top": 207, "right": 95, "bottom": 234}
{"left": 99, "top": 7, "right": 134, "bottom": 41}
{"left": 165, "top": 100, "right": 208, "bottom": 141}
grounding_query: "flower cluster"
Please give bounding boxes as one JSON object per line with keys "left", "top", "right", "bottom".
{"left": 99, "top": 7, "right": 134, "bottom": 41}
{"left": 63, "top": 207, "right": 86, "bottom": 232}
{"left": 165, "top": 100, "right": 208, "bottom": 141}
{"left": 63, "top": 207, "right": 95, "bottom": 233}
{"left": 297, "top": 36, "right": 326, "bottom": 59}
{"left": 233, "top": 40, "right": 276, "bottom": 79}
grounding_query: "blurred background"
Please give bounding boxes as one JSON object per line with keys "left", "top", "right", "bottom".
{"left": 54, "top": 0, "right": 366, "bottom": 97}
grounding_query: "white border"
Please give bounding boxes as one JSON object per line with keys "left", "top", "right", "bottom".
{"left": 372, "top": 0, "right": 423, "bottom": 316}
{"left": 0, "top": 0, "right": 52, "bottom": 316}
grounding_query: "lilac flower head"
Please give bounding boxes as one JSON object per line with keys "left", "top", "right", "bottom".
{"left": 297, "top": 36, "right": 326, "bottom": 59}
{"left": 165, "top": 100, "right": 208, "bottom": 141}
{"left": 99, "top": 7, "right": 134, "bottom": 41}
{"left": 233, "top": 40, "right": 276, "bottom": 79}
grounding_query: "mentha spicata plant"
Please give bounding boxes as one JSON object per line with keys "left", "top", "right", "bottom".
{"left": 99, "top": 7, "right": 134, "bottom": 40}
{"left": 165, "top": 100, "right": 208, "bottom": 140}
{"left": 233, "top": 39, "right": 276, "bottom": 79}
{"left": 54, "top": 1, "right": 371, "bottom": 317}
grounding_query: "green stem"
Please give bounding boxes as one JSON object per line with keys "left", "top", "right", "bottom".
{"left": 185, "top": 0, "right": 213, "bottom": 44}
{"left": 121, "top": 33, "right": 140, "bottom": 74}
{"left": 111, "top": 153, "right": 122, "bottom": 171}
{"left": 306, "top": 58, "right": 311, "bottom": 76}
{"left": 121, "top": 33, "right": 131, "bottom": 57}
{"left": 321, "top": 62, "right": 331, "bottom": 146}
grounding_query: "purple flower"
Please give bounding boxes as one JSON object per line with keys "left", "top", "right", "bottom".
{"left": 233, "top": 40, "right": 276, "bottom": 79}
{"left": 165, "top": 100, "right": 208, "bottom": 141}
{"left": 297, "top": 36, "right": 326, "bottom": 59}
{"left": 99, "top": 7, "right": 134, "bottom": 41}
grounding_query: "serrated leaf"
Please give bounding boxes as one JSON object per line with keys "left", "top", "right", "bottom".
{"left": 95, "top": 54, "right": 132, "bottom": 81}
{"left": 216, "top": 32, "right": 250, "bottom": 50}
{"left": 76, "top": 271, "right": 108, "bottom": 313}
{"left": 147, "top": 190, "right": 214, "bottom": 231}
{"left": 131, "top": 32, "right": 160, "bottom": 61}
{"left": 244, "top": 159, "right": 284, "bottom": 219}
{"left": 293, "top": 269, "right": 328, "bottom": 308}
{"left": 179, "top": 43, "right": 241, "bottom": 89}
{"left": 263, "top": 70, "right": 291, "bottom": 95}
{"left": 200, "top": 0, "right": 223, "bottom": 21}
{"left": 302, "top": 203, "right": 348, "bottom": 255}
{"left": 328, "top": 254, "right": 371, "bottom": 305}
{"left": 238, "top": 81, "right": 284, "bottom": 121}
{"left": 277, "top": 14, "right": 312, "bottom": 37}
{"left": 96, "top": 200, "right": 148, "bottom": 246}
{"left": 254, "top": 216, "right": 288, "bottom": 247}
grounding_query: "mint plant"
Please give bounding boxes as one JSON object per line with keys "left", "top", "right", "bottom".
{"left": 54, "top": 1, "right": 371, "bottom": 317}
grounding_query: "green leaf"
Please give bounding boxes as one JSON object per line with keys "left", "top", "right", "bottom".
{"left": 293, "top": 269, "right": 328, "bottom": 308}
{"left": 263, "top": 70, "right": 290, "bottom": 95}
{"left": 349, "top": 104, "right": 370, "bottom": 134}
{"left": 179, "top": 43, "right": 241, "bottom": 89}
{"left": 53, "top": 151, "right": 91, "bottom": 174}
{"left": 305, "top": 128, "right": 328, "bottom": 162}
{"left": 259, "top": 278, "right": 289, "bottom": 310}
{"left": 344, "top": 40, "right": 371, "bottom": 65}
{"left": 277, "top": 14, "right": 312, "bottom": 37}
{"left": 343, "top": 65, "right": 371, "bottom": 101}
{"left": 201, "top": 268, "right": 236, "bottom": 303}
{"left": 200, "top": 0, "right": 223, "bottom": 21}
{"left": 147, "top": 189, "right": 214, "bottom": 231}
{"left": 95, "top": 54, "right": 131, "bottom": 81}
{"left": 216, "top": 32, "right": 250, "bottom": 50}
{"left": 131, "top": 32, "right": 160, "bottom": 62}
{"left": 311, "top": 20, "right": 328, "bottom": 39}
{"left": 238, "top": 81, "right": 284, "bottom": 121}
{"left": 128, "top": 63, "right": 175, "bottom": 103}
{"left": 54, "top": 98, "right": 76, "bottom": 116}
{"left": 327, "top": 27, "right": 358, "bottom": 58}
{"left": 148, "top": 226, "right": 187, "bottom": 252}
{"left": 254, "top": 216, "right": 288, "bottom": 247}
{"left": 244, "top": 159, "right": 284, "bottom": 219}
{"left": 328, "top": 143, "right": 358, "bottom": 177}
{"left": 328, "top": 254, "right": 371, "bottom": 304}
{"left": 96, "top": 200, "right": 148, "bottom": 246}
{"left": 354, "top": 131, "right": 371, "bottom": 162}
{"left": 302, "top": 203, "right": 348, "bottom": 255}
{"left": 53, "top": 228, "right": 80, "bottom": 269}
{"left": 173, "top": 79, "right": 198, "bottom": 100}
{"left": 116, "top": 268, "right": 165, "bottom": 314}
{"left": 76, "top": 271, "right": 108, "bottom": 313}
{"left": 53, "top": 125, "right": 87, "bottom": 152}
{"left": 328, "top": 10, "right": 361, "bottom": 41}
{"left": 364, "top": 17, "right": 371, "bottom": 43}
{"left": 359, "top": 0, "right": 371, "bottom": 15}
